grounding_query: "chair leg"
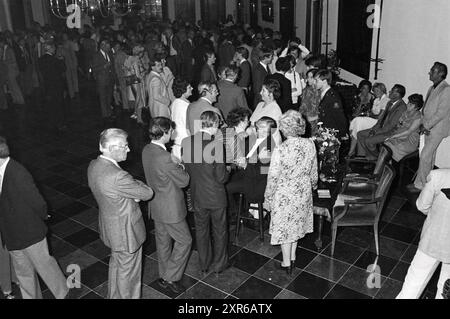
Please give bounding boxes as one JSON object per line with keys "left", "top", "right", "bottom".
{"left": 235, "top": 194, "right": 244, "bottom": 243}
{"left": 331, "top": 224, "right": 338, "bottom": 256}
{"left": 374, "top": 224, "right": 380, "bottom": 256}
{"left": 258, "top": 203, "right": 264, "bottom": 242}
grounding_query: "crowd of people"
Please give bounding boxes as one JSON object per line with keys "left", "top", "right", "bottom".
{"left": 1, "top": 15, "right": 450, "bottom": 300}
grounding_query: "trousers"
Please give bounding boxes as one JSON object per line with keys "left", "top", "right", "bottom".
{"left": 107, "top": 247, "right": 142, "bottom": 299}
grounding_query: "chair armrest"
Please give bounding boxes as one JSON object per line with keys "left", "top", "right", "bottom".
{"left": 344, "top": 197, "right": 383, "bottom": 205}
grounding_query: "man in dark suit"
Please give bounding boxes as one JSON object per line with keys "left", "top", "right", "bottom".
{"left": 142, "top": 118, "right": 191, "bottom": 294}
{"left": 252, "top": 47, "right": 273, "bottom": 108}
{"left": 91, "top": 39, "right": 115, "bottom": 121}
{"left": 234, "top": 47, "right": 252, "bottom": 92}
{"left": 180, "top": 29, "right": 195, "bottom": 82}
{"left": 217, "top": 34, "right": 235, "bottom": 68}
{"left": 315, "top": 70, "right": 349, "bottom": 139}
{"left": 267, "top": 57, "right": 293, "bottom": 112}
{"left": 358, "top": 84, "right": 407, "bottom": 160}
{"left": 181, "top": 111, "right": 230, "bottom": 275}
{"left": 186, "top": 82, "right": 222, "bottom": 135}
{"left": 216, "top": 66, "right": 249, "bottom": 119}
{"left": 88, "top": 129, "right": 154, "bottom": 299}
{"left": 0, "top": 136, "right": 69, "bottom": 299}
{"left": 38, "top": 43, "right": 66, "bottom": 131}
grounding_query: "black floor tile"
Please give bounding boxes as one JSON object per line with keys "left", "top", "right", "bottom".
{"left": 232, "top": 276, "right": 282, "bottom": 299}
{"left": 80, "top": 261, "right": 109, "bottom": 290}
{"left": 325, "top": 284, "right": 371, "bottom": 299}
{"left": 149, "top": 275, "right": 198, "bottom": 299}
{"left": 51, "top": 180, "right": 80, "bottom": 193}
{"left": 380, "top": 223, "right": 418, "bottom": 244}
{"left": 231, "top": 249, "right": 270, "bottom": 274}
{"left": 322, "top": 241, "right": 365, "bottom": 264}
{"left": 179, "top": 282, "right": 227, "bottom": 299}
{"left": 286, "top": 271, "right": 334, "bottom": 299}
{"left": 64, "top": 228, "right": 99, "bottom": 248}
{"left": 274, "top": 247, "right": 317, "bottom": 269}
{"left": 389, "top": 261, "right": 410, "bottom": 282}
{"left": 63, "top": 186, "right": 92, "bottom": 199}
{"left": 354, "top": 251, "right": 398, "bottom": 277}
{"left": 57, "top": 201, "right": 91, "bottom": 218}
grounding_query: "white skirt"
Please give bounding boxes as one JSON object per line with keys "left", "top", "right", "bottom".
{"left": 349, "top": 116, "right": 378, "bottom": 139}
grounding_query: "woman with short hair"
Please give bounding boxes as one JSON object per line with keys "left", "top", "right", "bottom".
{"left": 265, "top": 110, "right": 318, "bottom": 274}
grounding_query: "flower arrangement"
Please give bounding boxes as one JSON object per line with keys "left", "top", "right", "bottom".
{"left": 313, "top": 123, "right": 341, "bottom": 182}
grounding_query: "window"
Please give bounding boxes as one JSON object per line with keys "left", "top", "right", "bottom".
{"left": 261, "top": 0, "right": 274, "bottom": 23}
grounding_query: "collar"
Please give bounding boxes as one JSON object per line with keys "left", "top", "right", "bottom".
{"left": 225, "top": 79, "right": 234, "bottom": 83}
{"left": 0, "top": 157, "right": 10, "bottom": 176}
{"left": 200, "top": 97, "right": 213, "bottom": 105}
{"left": 321, "top": 86, "right": 331, "bottom": 99}
{"left": 240, "top": 58, "right": 247, "bottom": 65}
{"left": 151, "top": 70, "right": 161, "bottom": 77}
{"left": 199, "top": 129, "right": 213, "bottom": 137}
{"left": 100, "top": 155, "right": 120, "bottom": 168}
{"left": 151, "top": 141, "right": 167, "bottom": 151}
{"left": 260, "top": 61, "right": 268, "bottom": 70}
{"left": 433, "top": 79, "right": 445, "bottom": 89}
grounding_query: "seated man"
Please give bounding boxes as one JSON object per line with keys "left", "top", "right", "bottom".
{"left": 357, "top": 84, "right": 407, "bottom": 160}
{"left": 226, "top": 117, "right": 277, "bottom": 218}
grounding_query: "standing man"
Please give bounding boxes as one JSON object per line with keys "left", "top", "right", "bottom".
{"left": 252, "top": 47, "right": 273, "bottom": 108}
{"left": 142, "top": 118, "right": 192, "bottom": 294}
{"left": 92, "top": 39, "right": 115, "bottom": 122}
{"left": 145, "top": 56, "right": 171, "bottom": 119}
{"left": 412, "top": 63, "right": 450, "bottom": 191}
{"left": 216, "top": 66, "right": 249, "bottom": 119}
{"left": 267, "top": 57, "right": 293, "bottom": 112}
{"left": 162, "top": 28, "right": 181, "bottom": 76}
{"left": 182, "top": 111, "right": 230, "bottom": 275}
{"left": 112, "top": 42, "right": 129, "bottom": 111}
{"left": 180, "top": 29, "right": 195, "bottom": 82}
{"left": 234, "top": 47, "right": 252, "bottom": 92}
{"left": 38, "top": 43, "right": 67, "bottom": 132}
{"left": 88, "top": 129, "right": 154, "bottom": 299}
{"left": 0, "top": 136, "right": 69, "bottom": 299}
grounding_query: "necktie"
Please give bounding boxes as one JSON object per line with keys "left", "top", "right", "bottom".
{"left": 233, "top": 134, "right": 239, "bottom": 162}
{"left": 379, "top": 101, "right": 393, "bottom": 128}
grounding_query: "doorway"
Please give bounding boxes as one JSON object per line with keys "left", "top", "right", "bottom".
{"left": 279, "top": 0, "right": 295, "bottom": 41}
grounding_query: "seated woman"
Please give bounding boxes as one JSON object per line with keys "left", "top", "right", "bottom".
{"left": 299, "top": 68, "right": 320, "bottom": 136}
{"left": 348, "top": 82, "right": 390, "bottom": 157}
{"left": 265, "top": 111, "right": 318, "bottom": 274}
{"left": 385, "top": 93, "right": 424, "bottom": 162}
{"left": 249, "top": 78, "right": 283, "bottom": 145}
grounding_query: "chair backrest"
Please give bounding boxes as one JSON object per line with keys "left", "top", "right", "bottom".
{"left": 374, "top": 164, "right": 396, "bottom": 221}
{"left": 373, "top": 145, "right": 392, "bottom": 177}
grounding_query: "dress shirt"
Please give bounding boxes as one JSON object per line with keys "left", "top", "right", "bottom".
{"left": 0, "top": 157, "right": 10, "bottom": 194}
{"left": 246, "top": 138, "right": 266, "bottom": 159}
{"left": 100, "top": 49, "right": 110, "bottom": 62}
{"left": 260, "top": 61, "right": 270, "bottom": 74}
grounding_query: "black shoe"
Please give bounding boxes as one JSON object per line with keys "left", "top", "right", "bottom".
{"left": 278, "top": 263, "right": 292, "bottom": 275}
{"left": 167, "top": 281, "right": 186, "bottom": 294}
{"left": 157, "top": 278, "right": 169, "bottom": 289}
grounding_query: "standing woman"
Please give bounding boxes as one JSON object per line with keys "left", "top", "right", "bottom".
{"left": 124, "top": 45, "right": 147, "bottom": 123}
{"left": 299, "top": 68, "right": 320, "bottom": 136}
{"left": 265, "top": 110, "right": 318, "bottom": 274}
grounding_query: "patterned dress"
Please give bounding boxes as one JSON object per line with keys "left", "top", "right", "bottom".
{"left": 265, "top": 138, "right": 318, "bottom": 245}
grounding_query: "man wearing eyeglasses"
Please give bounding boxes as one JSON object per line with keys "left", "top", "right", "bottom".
{"left": 88, "top": 129, "right": 154, "bottom": 299}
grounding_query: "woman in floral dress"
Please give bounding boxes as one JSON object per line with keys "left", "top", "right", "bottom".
{"left": 265, "top": 110, "right": 318, "bottom": 274}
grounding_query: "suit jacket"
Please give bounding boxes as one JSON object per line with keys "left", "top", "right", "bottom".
{"left": 181, "top": 132, "right": 229, "bottom": 210}
{"left": 0, "top": 159, "right": 48, "bottom": 251}
{"left": 422, "top": 80, "right": 450, "bottom": 138}
{"left": 267, "top": 73, "right": 293, "bottom": 112}
{"left": 416, "top": 169, "right": 450, "bottom": 262}
{"left": 216, "top": 80, "right": 249, "bottom": 119}
{"left": 38, "top": 53, "right": 66, "bottom": 93}
{"left": 200, "top": 64, "right": 217, "bottom": 83}
{"left": 91, "top": 50, "right": 114, "bottom": 86}
{"left": 318, "top": 88, "right": 349, "bottom": 138}
{"left": 142, "top": 143, "right": 190, "bottom": 224}
{"left": 145, "top": 71, "right": 171, "bottom": 118}
{"left": 87, "top": 157, "right": 154, "bottom": 253}
{"left": 186, "top": 98, "right": 223, "bottom": 135}
{"left": 237, "top": 60, "right": 252, "bottom": 89}
{"left": 217, "top": 42, "right": 235, "bottom": 67}
{"left": 372, "top": 99, "right": 407, "bottom": 137}
{"left": 252, "top": 62, "right": 269, "bottom": 106}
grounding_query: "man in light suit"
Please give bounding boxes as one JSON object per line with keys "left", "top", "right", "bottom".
{"left": 142, "top": 118, "right": 192, "bottom": 294}
{"left": 182, "top": 111, "right": 230, "bottom": 275}
{"left": 413, "top": 63, "right": 450, "bottom": 190}
{"left": 0, "top": 137, "right": 69, "bottom": 299}
{"left": 91, "top": 40, "right": 115, "bottom": 121}
{"left": 358, "top": 84, "right": 407, "bottom": 160}
{"left": 397, "top": 169, "right": 450, "bottom": 299}
{"left": 216, "top": 66, "right": 249, "bottom": 119}
{"left": 186, "top": 82, "right": 223, "bottom": 136}
{"left": 88, "top": 129, "right": 154, "bottom": 299}
{"left": 145, "top": 56, "right": 171, "bottom": 119}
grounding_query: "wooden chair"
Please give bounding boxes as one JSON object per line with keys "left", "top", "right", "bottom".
{"left": 344, "top": 145, "right": 392, "bottom": 183}
{"left": 331, "top": 164, "right": 396, "bottom": 256}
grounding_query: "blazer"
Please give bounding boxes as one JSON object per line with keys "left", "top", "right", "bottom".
{"left": 267, "top": 73, "right": 293, "bottom": 112}
{"left": 145, "top": 71, "right": 171, "bottom": 118}
{"left": 200, "top": 64, "right": 217, "bottom": 83}
{"left": 0, "top": 159, "right": 48, "bottom": 251}
{"left": 372, "top": 99, "right": 407, "bottom": 137}
{"left": 422, "top": 80, "right": 450, "bottom": 138}
{"left": 142, "top": 143, "right": 190, "bottom": 224}
{"left": 416, "top": 169, "right": 450, "bottom": 262}
{"left": 237, "top": 60, "right": 252, "bottom": 89}
{"left": 181, "top": 132, "right": 229, "bottom": 210}
{"left": 186, "top": 98, "right": 223, "bottom": 136}
{"left": 87, "top": 157, "right": 154, "bottom": 253}
{"left": 252, "top": 62, "right": 269, "bottom": 106}
{"left": 217, "top": 42, "right": 235, "bottom": 67}
{"left": 91, "top": 50, "right": 114, "bottom": 85}
{"left": 318, "top": 88, "right": 349, "bottom": 138}
{"left": 216, "top": 80, "right": 249, "bottom": 119}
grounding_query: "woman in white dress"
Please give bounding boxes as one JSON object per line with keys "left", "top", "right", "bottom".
{"left": 348, "top": 82, "right": 390, "bottom": 157}
{"left": 170, "top": 78, "right": 193, "bottom": 160}
{"left": 249, "top": 78, "right": 283, "bottom": 145}
{"left": 124, "top": 45, "right": 147, "bottom": 123}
